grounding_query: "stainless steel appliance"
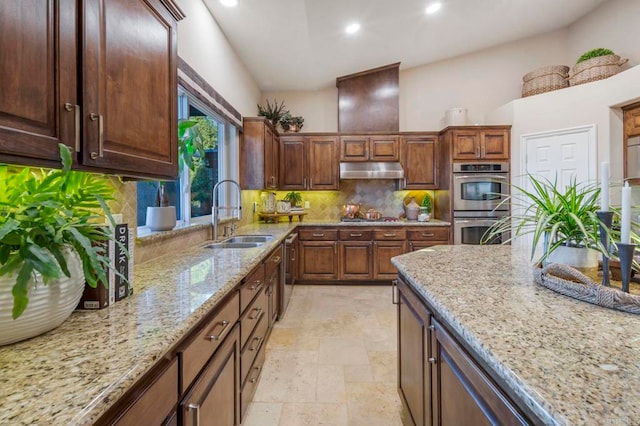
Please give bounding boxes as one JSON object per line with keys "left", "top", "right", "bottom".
{"left": 453, "top": 212, "right": 509, "bottom": 245}
{"left": 281, "top": 233, "right": 297, "bottom": 316}
{"left": 453, "top": 162, "right": 510, "bottom": 245}
{"left": 453, "top": 162, "right": 509, "bottom": 212}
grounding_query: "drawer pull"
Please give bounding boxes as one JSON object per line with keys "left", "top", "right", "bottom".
{"left": 207, "top": 320, "right": 230, "bottom": 341}
{"left": 249, "top": 280, "right": 262, "bottom": 291}
{"left": 271, "top": 256, "right": 281, "bottom": 263}
{"left": 249, "top": 307, "right": 263, "bottom": 320}
{"left": 421, "top": 233, "right": 435, "bottom": 237}
{"left": 249, "top": 336, "right": 264, "bottom": 352}
{"left": 188, "top": 403, "right": 201, "bottom": 426}
{"left": 384, "top": 233, "right": 396, "bottom": 237}
{"left": 250, "top": 365, "right": 262, "bottom": 383}
{"left": 350, "top": 233, "right": 363, "bottom": 237}
{"left": 428, "top": 357, "right": 437, "bottom": 364}
{"left": 312, "top": 232, "right": 325, "bottom": 237}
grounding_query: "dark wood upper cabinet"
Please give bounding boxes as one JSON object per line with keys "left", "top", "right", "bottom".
{"left": 0, "top": 0, "right": 183, "bottom": 179}
{"left": 401, "top": 135, "right": 438, "bottom": 189}
{"left": 307, "top": 136, "right": 339, "bottom": 190}
{"left": 0, "top": 0, "right": 78, "bottom": 164}
{"left": 279, "top": 135, "right": 306, "bottom": 189}
{"left": 336, "top": 63, "right": 400, "bottom": 133}
{"left": 450, "top": 127, "right": 510, "bottom": 161}
{"left": 339, "top": 134, "right": 399, "bottom": 162}
{"left": 241, "top": 118, "right": 279, "bottom": 189}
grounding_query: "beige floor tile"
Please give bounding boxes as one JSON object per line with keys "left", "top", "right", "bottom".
{"left": 318, "top": 336, "right": 369, "bottom": 365}
{"left": 279, "top": 403, "right": 348, "bottom": 426}
{"left": 368, "top": 351, "right": 397, "bottom": 383}
{"left": 267, "top": 327, "right": 298, "bottom": 351}
{"left": 253, "top": 350, "right": 319, "bottom": 403}
{"left": 316, "top": 364, "right": 346, "bottom": 403}
{"left": 243, "top": 402, "right": 282, "bottom": 426}
{"left": 344, "top": 364, "right": 374, "bottom": 383}
{"left": 346, "top": 382, "right": 404, "bottom": 426}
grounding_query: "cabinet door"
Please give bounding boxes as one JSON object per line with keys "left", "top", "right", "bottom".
{"left": 373, "top": 241, "right": 405, "bottom": 279}
{"left": 181, "top": 325, "right": 240, "bottom": 426}
{"left": 299, "top": 241, "right": 338, "bottom": 280}
{"left": 266, "top": 267, "right": 280, "bottom": 326}
{"left": 452, "top": 130, "right": 480, "bottom": 160}
{"left": 307, "top": 136, "right": 339, "bottom": 190}
{"left": 340, "top": 242, "right": 373, "bottom": 280}
{"left": 340, "top": 135, "right": 369, "bottom": 161}
{"left": 397, "top": 278, "right": 431, "bottom": 426}
{"left": 625, "top": 102, "right": 640, "bottom": 137}
{"left": 481, "top": 129, "right": 509, "bottom": 160}
{"left": 280, "top": 136, "right": 307, "bottom": 189}
{"left": 82, "top": 0, "right": 179, "bottom": 179}
{"left": 433, "top": 320, "right": 527, "bottom": 426}
{"left": 370, "top": 135, "right": 399, "bottom": 161}
{"left": 402, "top": 136, "right": 438, "bottom": 189}
{"left": 264, "top": 127, "right": 278, "bottom": 189}
{"left": 0, "top": 0, "right": 78, "bottom": 164}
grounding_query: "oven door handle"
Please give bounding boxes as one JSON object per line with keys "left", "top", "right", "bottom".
{"left": 454, "top": 175, "right": 508, "bottom": 180}
{"left": 455, "top": 219, "right": 500, "bottom": 226}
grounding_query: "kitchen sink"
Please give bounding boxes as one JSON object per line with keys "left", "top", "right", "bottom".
{"left": 205, "top": 241, "right": 265, "bottom": 249}
{"left": 226, "top": 235, "right": 274, "bottom": 243}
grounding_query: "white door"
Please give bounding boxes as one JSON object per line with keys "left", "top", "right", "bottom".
{"left": 518, "top": 125, "right": 598, "bottom": 250}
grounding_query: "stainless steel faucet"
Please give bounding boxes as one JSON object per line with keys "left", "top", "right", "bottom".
{"left": 212, "top": 179, "right": 242, "bottom": 240}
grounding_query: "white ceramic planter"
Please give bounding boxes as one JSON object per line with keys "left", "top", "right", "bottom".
{"left": 0, "top": 249, "right": 85, "bottom": 346}
{"left": 146, "top": 206, "right": 176, "bottom": 231}
{"left": 547, "top": 245, "right": 599, "bottom": 271}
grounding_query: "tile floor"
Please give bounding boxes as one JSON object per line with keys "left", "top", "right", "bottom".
{"left": 243, "top": 285, "right": 410, "bottom": 426}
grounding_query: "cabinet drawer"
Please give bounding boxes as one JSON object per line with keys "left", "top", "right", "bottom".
{"left": 240, "top": 286, "right": 268, "bottom": 350}
{"left": 115, "top": 358, "right": 178, "bottom": 426}
{"left": 241, "top": 312, "right": 269, "bottom": 384}
{"left": 240, "top": 264, "right": 265, "bottom": 314}
{"left": 265, "top": 246, "right": 283, "bottom": 278}
{"left": 373, "top": 228, "right": 406, "bottom": 241}
{"left": 407, "top": 228, "right": 449, "bottom": 241}
{"left": 299, "top": 228, "right": 338, "bottom": 241}
{"left": 241, "top": 344, "right": 266, "bottom": 421}
{"left": 339, "top": 229, "right": 373, "bottom": 241}
{"left": 180, "top": 291, "right": 240, "bottom": 391}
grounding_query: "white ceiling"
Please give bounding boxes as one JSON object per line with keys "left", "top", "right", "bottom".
{"left": 203, "top": 0, "right": 608, "bottom": 91}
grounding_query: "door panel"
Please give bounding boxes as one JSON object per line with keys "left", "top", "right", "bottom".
{"left": 308, "top": 137, "right": 338, "bottom": 190}
{"left": 280, "top": 136, "right": 306, "bottom": 189}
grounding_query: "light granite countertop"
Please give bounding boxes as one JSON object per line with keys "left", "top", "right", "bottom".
{"left": 392, "top": 245, "right": 640, "bottom": 426}
{"left": 0, "top": 223, "right": 297, "bottom": 425}
{"left": 285, "top": 218, "right": 451, "bottom": 227}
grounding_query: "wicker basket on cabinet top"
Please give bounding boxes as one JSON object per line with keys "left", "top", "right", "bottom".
{"left": 569, "top": 54, "right": 628, "bottom": 86}
{"left": 521, "top": 65, "right": 569, "bottom": 97}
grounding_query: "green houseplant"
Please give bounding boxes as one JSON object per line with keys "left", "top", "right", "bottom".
{"left": 284, "top": 191, "right": 303, "bottom": 208}
{"left": 0, "top": 144, "right": 117, "bottom": 343}
{"left": 577, "top": 48, "right": 615, "bottom": 63}
{"left": 257, "top": 99, "right": 289, "bottom": 127}
{"left": 483, "top": 175, "right": 621, "bottom": 268}
{"left": 279, "top": 113, "right": 305, "bottom": 132}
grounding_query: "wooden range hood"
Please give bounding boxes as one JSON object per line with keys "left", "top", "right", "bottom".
{"left": 336, "top": 62, "right": 400, "bottom": 133}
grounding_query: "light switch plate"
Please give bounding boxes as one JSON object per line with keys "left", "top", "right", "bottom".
{"left": 304, "top": 201, "right": 310, "bottom": 209}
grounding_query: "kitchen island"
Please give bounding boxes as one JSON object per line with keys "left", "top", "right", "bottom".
{"left": 392, "top": 245, "right": 640, "bottom": 425}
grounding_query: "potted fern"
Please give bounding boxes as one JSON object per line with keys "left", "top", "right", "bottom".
{"left": 257, "top": 99, "right": 289, "bottom": 128}
{"left": 284, "top": 191, "right": 303, "bottom": 208}
{"left": 0, "top": 144, "right": 117, "bottom": 345}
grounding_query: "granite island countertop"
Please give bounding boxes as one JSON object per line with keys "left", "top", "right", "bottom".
{"left": 392, "top": 245, "right": 640, "bottom": 425}
{"left": 0, "top": 223, "right": 298, "bottom": 425}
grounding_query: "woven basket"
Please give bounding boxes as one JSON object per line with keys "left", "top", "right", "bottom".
{"left": 569, "top": 54, "right": 629, "bottom": 86}
{"left": 521, "top": 65, "right": 569, "bottom": 97}
{"left": 533, "top": 263, "right": 640, "bottom": 315}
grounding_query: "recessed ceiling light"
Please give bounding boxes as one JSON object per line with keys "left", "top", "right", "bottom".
{"left": 345, "top": 23, "right": 360, "bottom": 35}
{"left": 220, "top": 0, "right": 237, "bottom": 7}
{"left": 425, "top": 2, "right": 442, "bottom": 14}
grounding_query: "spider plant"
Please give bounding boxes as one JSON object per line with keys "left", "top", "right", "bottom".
{"left": 482, "top": 175, "right": 616, "bottom": 264}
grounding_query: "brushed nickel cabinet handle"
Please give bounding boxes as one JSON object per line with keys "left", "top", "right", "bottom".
{"left": 250, "top": 365, "right": 262, "bottom": 383}
{"left": 249, "top": 280, "right": 262, "bottom": 291}
{"left": 350, "top": 233, "right": 363, "bottom": 237}
{"left": 64, "top": 103, "right": 80, "bottom": 152}
{"left": 428, "top": 357, "right": 437, "bottom": 364}
{"left": 422, "top": 233, "right": 435, "bottom": 237}
{"left": 272, "top": 256, "right": 281, "bottom": 263}
{"left": 312, "top": 232, "right": 325, "bottom": 237}
{"left": 481, "top": 146, "right": 486, "bottom": 157}
{"left": 391, "top": 279, "right": 399, "bottom": 305}
{"left": 303, "top": 178, "right": 307, "bottom": 188}
{"left": 89, "top": 113, "right": 103, "bottom": 159}
{"left": 249, "top": 307, "right": 263, "bottom": 320}
{"left": 207, "top": 320, "right": 230, "bottom": 341}
{"left": 188, "top": 403, "right": 200, "bottom": 426}
{"left": 475, "top": 145, "right": 480, "bottom": 158}
{"left": 384, "top": 233, "right": 396, "bottom": 237}
{"left": 409, "top": 242, "right": 414, "bottom": 251}
{"left": 249, "top": 336, "right": 264, "bottom": 352}
{"left": 310, "top": 178, "right": 313, "bottom": 189}
{"left": 428, "top": 324, "right": 435, "bottom": 330}
{"left": 291, "top": 247, "right": 296, "bottom": 261}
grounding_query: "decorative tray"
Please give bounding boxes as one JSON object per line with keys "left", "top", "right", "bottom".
{"left": 533, "top": 264, "right": 640, "bottom": 314}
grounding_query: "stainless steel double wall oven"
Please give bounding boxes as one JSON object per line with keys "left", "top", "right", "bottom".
{"left": 452, "top": 162, "right": 510, "bottom": 245}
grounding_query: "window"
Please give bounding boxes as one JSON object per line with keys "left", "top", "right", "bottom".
{"left": 137, "top": 89, "right": 238, "bottom": 228}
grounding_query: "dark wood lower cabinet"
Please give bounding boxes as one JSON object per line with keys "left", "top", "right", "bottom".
{"left": 373, "top": 241, "right": 405, "bottom": 279}
{"left": 397, "top": 276, "right": 529, "bottom": 426}
{"left": 180, "top": 325, "right": 241, "bottom": 426}
{"left": 299, "top": 241, "right": 338, "bottom": 280}
{"left": 340, "top": 241, "right": 373, "bottom": 280}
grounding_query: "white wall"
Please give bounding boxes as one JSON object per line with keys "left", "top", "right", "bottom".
{"left": 260, "top": 88, "right": 338, "bottom": 132}
{"left": 175, "top": 0, "right": 261, "bottom": 116}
